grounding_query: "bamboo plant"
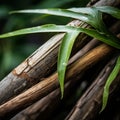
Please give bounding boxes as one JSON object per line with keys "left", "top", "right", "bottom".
{"left": 0, "top": 6, "right": 120, "bottom": 111}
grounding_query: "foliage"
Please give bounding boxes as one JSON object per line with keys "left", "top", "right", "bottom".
{"left": 0, "top": 4, "right": 120, "bottom": 111}
{"left": 0, "top": 0, "right": 89, "bottom": 80}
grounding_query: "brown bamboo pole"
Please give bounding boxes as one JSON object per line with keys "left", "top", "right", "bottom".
{"left": 65, "top": 57, "right": 120, "bottom": 120}
{"left": 10, "top": 74, "right": 84, "bottom": 120}
{"left": 0, "top": 44, "right": 114, "bottom": 118}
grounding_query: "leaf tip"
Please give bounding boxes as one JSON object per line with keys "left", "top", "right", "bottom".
{"left": 59, "top": 81, "right": 64, "bottom": 99}
{"left": 9, "top": 11, "right": 16, "bottom": 15}
{"left": 99, "top": 104, "right": 105, "bottom": 113}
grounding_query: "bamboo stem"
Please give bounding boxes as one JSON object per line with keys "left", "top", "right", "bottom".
{"left": 0, "top": 44, "right": 114, "bottom": 117}
{"left": 65, "top": 57, "right": 120, "bottom": 120}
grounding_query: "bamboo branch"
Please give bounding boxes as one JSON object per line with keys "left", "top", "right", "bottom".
{"left": 68, "top": 39, "right": 100, "bottom": 65}
{"left": 10, "top": 73, "right": 84, "bottom": 120}
{"left": 65, "top": 56, "right": 120, "bottom": 120}
{"left": 0, "top": 44, "right": 114, "bottom": 118}
{"left": 93, "top": 0, "right": 120, "bottom": 6}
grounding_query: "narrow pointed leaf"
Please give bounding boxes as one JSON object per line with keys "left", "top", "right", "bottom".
{"left": 68, "top": 7, "right": 95, "bottom": 15}
{"left": 10, "top": 8, "right": 101, "bottom": 29}
{"left": 68, "top": 7, "right": 109, "bottom": 32}
{"left": 101, "top": 56, "right": 120, "bottom": 112}
{"left": 10, "top": 8, "right": 98, "bottom": 29}
{"left": 10, "top": 9, "right": 90, "bottom": 23}
{"left": 0, "top": 24, "right": 76, "bottom": 38}
{"left": 58, "top": 30, "right": 80, "bottom": 98}
{"left": 96, "top": 6, "right": 120, "bottom": 19}
{"left": 80, "top": 28, "right": 120, "bottom": 49}
{"left": 69, "top": 6, "right": 120, "bottom": 20}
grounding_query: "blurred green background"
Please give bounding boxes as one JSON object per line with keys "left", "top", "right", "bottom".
{"left": 0, "top": 0, "right": 90, "bottom": 80}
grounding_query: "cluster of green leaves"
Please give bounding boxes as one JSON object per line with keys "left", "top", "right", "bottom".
{"left": 1, "top": 0, "right": 86, "bottom": 80}
{"left": 0, "top": 6, "right": 120, "bottom": 111}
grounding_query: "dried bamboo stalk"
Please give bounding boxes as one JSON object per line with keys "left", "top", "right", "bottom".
{"left": 0, "top": 44, "right": 114, "bottom": 118}
{"left": 65, "top": 57, "right": 120, "bottom": 120}
{"left": 93, "top": 0, "right": 120, "bottom": 6}
{"left": 10, "top": 73, "right": 84, "bottom": 120}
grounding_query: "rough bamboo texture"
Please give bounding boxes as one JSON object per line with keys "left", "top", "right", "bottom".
{"left": 0, "top": 44, "right": 114, "bottom": 118}
{"left": 65, "top": 57, "right": 120, "bottom": 120}
{"left": 10, "top": 76, "right": 83, "bottom": 120}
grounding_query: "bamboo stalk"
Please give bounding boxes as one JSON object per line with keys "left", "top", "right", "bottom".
{"left": 0, "top": 44, "right": 114, "bottom": 118}
{"left": 10, "top": 73, "right": 84, "bottom": 120}
{"left": 65, "top": 57, "right": 120, "bottom": 120}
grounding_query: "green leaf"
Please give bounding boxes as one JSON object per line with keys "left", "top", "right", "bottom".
{"left": 0, "top": 24, "right": 75, "bottom": 38}
{"left": 0, "top": 24, "right": 120, "bottom": 50}
{"left": 58, "top": 30, "right": 80, "bottom": 98}
{"left": 10, "top": 8, "right": 89, "bottom": 22}
{"left": 68, "top": 7, "right": 108, "bottom": 32}
{"left": 95, "top": 6, "right": 120, "bottom": 19}
{"left": 11, "top": 8, "right": 102, "bottom": 29}
{"left": 80, "top": 28, "right": 120, "bottom": 49}
{"left": 68, "top": 7, "right": 95, "bottom": 15}
{"left": 2, "top": 23, "right": 120, "bottom": 50}
{"left": 101, "top": 56, "right": 120, "bottom": 112}
{"left": 69, "top": 6, "right": 120, "bottom": 20}
{"left": 10, "top": 7, "right": 108, "bottom": 32}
